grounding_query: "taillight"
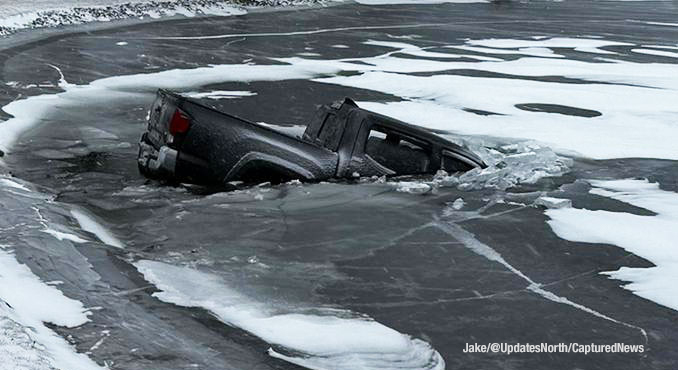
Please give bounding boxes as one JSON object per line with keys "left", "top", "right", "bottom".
{"left": 169, "top": 109, "right": 191, "bottom": 136}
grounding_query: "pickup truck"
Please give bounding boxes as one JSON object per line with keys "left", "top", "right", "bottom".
{"left": 138, "top": 89, "right": 485, "bottom": 186}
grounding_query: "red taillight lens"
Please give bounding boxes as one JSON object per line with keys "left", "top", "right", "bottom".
{"left": 169, "top": 109, "right": 191, "bottom": 136}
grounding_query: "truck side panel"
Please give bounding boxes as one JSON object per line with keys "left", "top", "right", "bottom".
{"left": 177, "top": 99, "right": 339, "bottom": 184}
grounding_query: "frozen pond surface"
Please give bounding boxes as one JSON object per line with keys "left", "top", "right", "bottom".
{"left": 1, "top": 1, "right": 678, "bottom": 369}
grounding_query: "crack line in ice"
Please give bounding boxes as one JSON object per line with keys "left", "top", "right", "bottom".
{"left": 128, "top": 23, "right": 448, "bottom": 40}
{"left": 33, "top": 206, "right": 90, "bottom": 244}
{"left": 432, "top": 218, "right": 648, "bottom": 343}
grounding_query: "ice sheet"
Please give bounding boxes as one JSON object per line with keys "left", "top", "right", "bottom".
{"left": 448, "top": 45, "right": 565, "bottom": 58}
{"left": 134, "top": 259, "right": 445, "bottom": 370}
{"left": 545, "top": 179, "right": 678, "bottom": 312}
{"left": 434, "top": 220, "right": 647, "bottom": 340}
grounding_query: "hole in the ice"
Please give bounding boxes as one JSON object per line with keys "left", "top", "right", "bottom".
{"left": 463, "top": 107, "right": 504, "bottom": 116}
{"left": 515, "top": 103, "right": 602, "bottom": 118}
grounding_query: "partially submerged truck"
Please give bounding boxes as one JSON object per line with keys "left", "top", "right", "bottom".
{"left": 138, "top": 90, "right": 485, "bottom": 186}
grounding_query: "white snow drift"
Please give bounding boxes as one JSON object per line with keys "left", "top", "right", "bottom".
{"left": 135, "top": 260, "right": 444, "bottom": 370}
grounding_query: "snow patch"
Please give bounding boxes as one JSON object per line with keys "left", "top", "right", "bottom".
{"left": 185, "top": 90, "right": 257, "bottom": 99}
{"left": 71, "top": 208, "right": 125, "bottom": 248}
{"left": 134, "top": 260, "right": 444, "bottom": 370}
{"left": 545, "top": 179, "right": 678, "bottom": 312}
{"left": 0, "top": 247, "right": 102, "bottom": 370}
{"left": 632, "top": 48, "right": 678, "bottom": 59}
{"left": 41, "top": 229, "right": 89, "bottom": 244}
{"left": 467, "top": 37, "right": 631, "bottom": 54}
{"left": 273, "top": 38, "right": 678, "bottom": 159}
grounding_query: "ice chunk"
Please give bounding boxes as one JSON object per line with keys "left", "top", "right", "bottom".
{"left": 437, "top": 140, "right": 572, "bottom": 191}
{"left": 394, "top": 181, "right": 432, "bottom": 194}
{"left": 451, "top": 197, "right": 465, "bottom": 210}
{"left": 375, "top": 140, "right": 569, "bottom": 193}
{"left": 535, "top": 196, "right": 572, "bottom": 209}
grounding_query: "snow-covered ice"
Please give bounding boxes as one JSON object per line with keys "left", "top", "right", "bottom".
{"left": 466, "top": 37, "right": 632, "bottom": 54}
{"left": 546, "top": 179, "right": 678, "bottom": 312}
{"left": 134, "top": 259, "right": 445, "bottom": 370}
{"left": 0, "top": 247, "right": 103, "bottom": 370}
{"left": 185, "top": 90, "right": 257, "bottom": 99}
{"left": 70, "top": 208, "right": 125, "bottom": 248}
{"left": 274, "top": 37, "right": 678, "bottom": 159}
{"left": 632, "top": 48, "right": 678, "bottom": 59}
{"left": 0, "top": 177, "right": 112, "bottom": 369}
